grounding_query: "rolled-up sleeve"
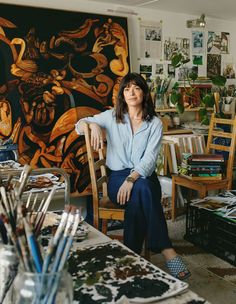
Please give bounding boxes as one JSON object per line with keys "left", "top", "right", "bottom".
{"left": 134, "top": 119, "right": 163, "bottom": 177}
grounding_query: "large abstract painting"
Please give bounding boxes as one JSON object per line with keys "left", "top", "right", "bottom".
{"left": 0, "top": 4, "right": 130, "bottom": 193}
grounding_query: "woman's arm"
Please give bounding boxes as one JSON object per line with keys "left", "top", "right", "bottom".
{"left": 134, "top": 119, "right": 163, "bottom": 177}
{"left": 75, "top": 110, "right": 112, "bottom": 150}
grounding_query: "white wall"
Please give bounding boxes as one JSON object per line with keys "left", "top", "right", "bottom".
{"left": 1, "top": 0, "right": 236, "bottom": 77}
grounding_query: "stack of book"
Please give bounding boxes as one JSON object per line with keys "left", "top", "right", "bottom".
{"left": 179, "top": 153, "right": 224, "bottom": 180}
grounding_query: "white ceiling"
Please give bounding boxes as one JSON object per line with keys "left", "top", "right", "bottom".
{"left": 87, "top": 0, "right": 236, "bottom": 21}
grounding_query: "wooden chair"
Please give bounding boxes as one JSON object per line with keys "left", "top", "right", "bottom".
{"left": 83, "top": 122, "right": 124, "bottom": 234}
{"left": 83, "top": 122, "right": 150, "bottom": 258}
{"left": 171, "top": 113, "right": 236, "bottom": 221}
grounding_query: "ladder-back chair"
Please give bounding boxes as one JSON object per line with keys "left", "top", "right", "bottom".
{"left": 83, "top": 122, "right": 124, "bottom": 234}
{"left": 171, "top": 113, "right": 236, "bottom": 220}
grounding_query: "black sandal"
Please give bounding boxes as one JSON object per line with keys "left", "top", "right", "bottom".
{"left": 166, "top": 256, "right": 191, "bottom": 280}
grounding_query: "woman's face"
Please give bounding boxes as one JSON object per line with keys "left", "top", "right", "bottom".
{"left": 123, "top": 83, "right": 144, "bottom": 108}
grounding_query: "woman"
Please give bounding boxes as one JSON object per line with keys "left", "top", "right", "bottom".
{"left": 75, "top": 72, "right": 190, "bottom": 280}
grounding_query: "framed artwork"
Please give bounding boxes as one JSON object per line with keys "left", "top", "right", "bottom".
{"left": 0, "top": 3, "right": 130, "bottom": 193}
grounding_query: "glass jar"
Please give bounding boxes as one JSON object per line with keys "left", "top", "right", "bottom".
{"left": 13, "top": 270, "right": 73, "bottom": 304}
{"left": 0, "top": 244, "right": 18, "bottom": 304}
{"left": 155, "top": 93, "right": 164, "bottom": 109}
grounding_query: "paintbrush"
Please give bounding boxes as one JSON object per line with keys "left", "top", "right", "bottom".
{"left": 15, "top": 165, "right": 32, "bottom": 199}
{"left": 41, "top": 205, "right": 71, "bottom": 274}
{"left": 23, "top": 217, "right": 43, "bottom": 273}
{"left": 34, "top": 186, "right": 57, "bottom": 237}
{"left": 57, "top": 209, "right": 81, "bottom": 271}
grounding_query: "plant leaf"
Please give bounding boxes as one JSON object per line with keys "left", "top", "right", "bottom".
{"left": 188, "top": 72, "right": 198, "bottom": 81}
{"left": 199, "top": 108, "right": 207, "bottom": 118}
{"left": 171, "top": 91, "right": 181, "bottom": 104}
{"left": 172, "top": 82, "right": 179, "bottom": 90}
{"left": 176, "top": 103, "right": 184, "bottom": 114}
{"left": 211, "top": 75, "right": 227, "bottom": 87}
{"left": 171, "top": 53, "right": 183, "bottom": 67}
{"left": 202, "top": 94, "right": 215, "bottom": 107}
{"left": 201, "top": 116, "right": 210, "bottom": 125}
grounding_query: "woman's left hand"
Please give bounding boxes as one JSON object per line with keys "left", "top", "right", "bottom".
{"left": 117, "top": 181, "right": 133, "bottom": 205}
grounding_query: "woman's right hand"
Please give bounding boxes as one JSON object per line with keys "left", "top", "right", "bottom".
{"left": 90, "top": 123, "right": 104, "bottom": 151}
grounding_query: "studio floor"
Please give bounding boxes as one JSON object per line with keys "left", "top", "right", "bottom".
{"left": 151, "top": 216, "right": 236, "bottom": 304}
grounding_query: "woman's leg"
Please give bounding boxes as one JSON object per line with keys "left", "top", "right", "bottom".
{"left": 108, "top": 170, "right": 172, "bottom": 254}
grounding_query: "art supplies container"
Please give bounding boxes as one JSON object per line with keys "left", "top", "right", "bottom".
{"left": 13, "top": 270, "right": 73, "bottom": 304}
{"left": 0, "top": 244, "right": 18, "bottom": 304}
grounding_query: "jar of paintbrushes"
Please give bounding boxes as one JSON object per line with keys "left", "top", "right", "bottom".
{"left": 0, "top": 165, "right": 82, "bottom": 304}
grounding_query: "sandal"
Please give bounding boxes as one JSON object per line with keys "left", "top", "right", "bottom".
{"left": 166, "top": 256, "right": 191, "bottom": 280}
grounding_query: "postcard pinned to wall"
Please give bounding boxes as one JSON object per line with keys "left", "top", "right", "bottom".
{"left": 192, "top": 31, "right": 204, "bottom": 54}
{"left": 163, "top": 37, "right": 190, "bottom": 61}
{"left": 222, "top": 62, "right": 236, "bottom": 79}
{"left": 207, "top": 31, "right": 230, "bottom": 54}
{"left": 139, "top": 20, "right": 162, "bottom": 59}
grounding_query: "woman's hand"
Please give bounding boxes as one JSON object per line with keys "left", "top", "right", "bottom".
{"left": 89, "top": 123, "right": 104, "bottom": 151}
{"left": 117, "top": 181, "right": 133, "bottom": 205}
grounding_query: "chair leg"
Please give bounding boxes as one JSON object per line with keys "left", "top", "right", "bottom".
{"left": 101, "top": 219, "right": 108, "bottom": 234}
{"left": 144, "top": 238, "right": 150, "bottom": 261}
{"left": 171, "top": 178, "right": 177, "bottom": 221}
{"left": 199, "top": 188, "right": 207, "bottom": 199}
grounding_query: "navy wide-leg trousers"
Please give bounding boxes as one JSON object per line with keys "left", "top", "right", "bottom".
{"left": 108, "top": 169, "right": 172, "bottom": 254}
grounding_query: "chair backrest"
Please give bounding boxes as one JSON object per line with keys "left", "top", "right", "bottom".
{"left": 206, "top": 113, "right": 236, "bottom": 189}
{"left": 83, "top": 122, "right": 108, "bottom": 228}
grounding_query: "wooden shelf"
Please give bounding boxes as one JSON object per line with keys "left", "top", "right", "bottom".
{"left": 155, "top": 107, "right": 214, "bottom": 113}
{"left": 156, "top": 107, "right": 214, "bottom": 122}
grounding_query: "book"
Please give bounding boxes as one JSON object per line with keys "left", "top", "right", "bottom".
{"left": 189, "top": 154, "right": 224, "bottom": 162}
{"left": 181, "top": 173, "right": 222, "bottom": 180}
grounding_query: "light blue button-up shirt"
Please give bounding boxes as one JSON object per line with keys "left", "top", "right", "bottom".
{"left": 75, "top": 109, "right": 163, "bottom": 177}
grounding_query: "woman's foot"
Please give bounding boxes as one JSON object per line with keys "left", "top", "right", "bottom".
{"left": 166, "top": 255, "right": 191, "bottom": 280}
{"left": 162, "top": 248, "right": 191, "bottom": 280}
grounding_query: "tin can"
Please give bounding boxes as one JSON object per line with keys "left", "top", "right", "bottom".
{"left": 0, "top": 244, "right": 18, "bottom": 304}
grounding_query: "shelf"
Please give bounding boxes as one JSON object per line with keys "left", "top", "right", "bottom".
{"left": 155, "top": 107, "right": 214, "bottom": 113}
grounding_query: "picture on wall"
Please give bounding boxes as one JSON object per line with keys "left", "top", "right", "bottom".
{"left": 140, "top": 21, "right": 162, "bottom": 59}
{"left": 163, "top": 37, "right": 190, "bottom": 61}
{"left": 222, "top": 62, "right": 236, "bottom": 79}
{"left": 167, "top": 64, "right": 175, "bottom": 77}
{"left": 155, "top": 63, "right": 164, "bottom": 75}
{"left": 207, "top": 54, "right": 221, "bottom": 78}
{"left": 0, "top": 3, "right": 130, "bottom": 193}
{"left": 191, "top": 31, "right": 204, "bottom": 54}
{"left": 193, "top": 55, "right": 203, "bottom": 65}
{"left": 207, "top": 31, "right": 230, "bottom": 54}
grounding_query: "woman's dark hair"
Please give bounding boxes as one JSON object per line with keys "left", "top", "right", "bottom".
{"left": 115, "top": 72, "right": 156, "bottom": 123}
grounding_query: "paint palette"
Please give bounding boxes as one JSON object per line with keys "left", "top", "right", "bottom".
{"left": 68, "top": 241, "right": 188, "bottom": 304}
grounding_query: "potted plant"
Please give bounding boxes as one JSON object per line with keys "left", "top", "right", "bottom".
{"left": 170, "top": 53, "right": 227, "bottom": 124}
